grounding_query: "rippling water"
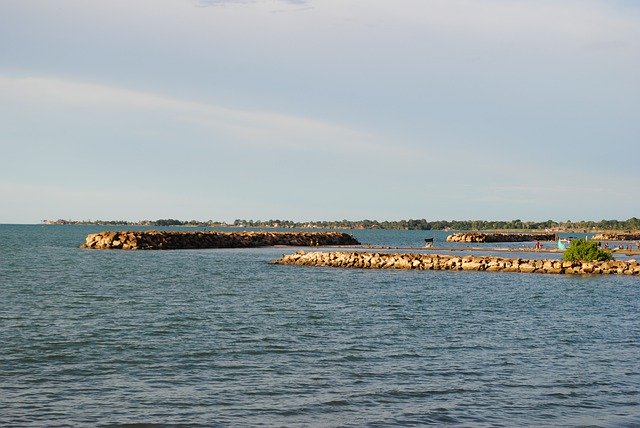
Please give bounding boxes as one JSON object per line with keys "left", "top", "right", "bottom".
{"left": 1, "top": 225, "right": 639, "bottom": 426}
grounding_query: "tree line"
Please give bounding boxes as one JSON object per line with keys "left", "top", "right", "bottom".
{"left": 44, "top": 217, "right": 640, "bottom": 230}
{"left": 230, "top": 218, "right": 640, "bottom": 231}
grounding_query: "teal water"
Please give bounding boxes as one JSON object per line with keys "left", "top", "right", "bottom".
{"left": 1, "top": 225, "right": 639, "bottom": 426}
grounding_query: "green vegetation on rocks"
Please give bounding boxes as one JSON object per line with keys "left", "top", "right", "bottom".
{"left": 563, "top": 239, "right": 613, "bottom": 262}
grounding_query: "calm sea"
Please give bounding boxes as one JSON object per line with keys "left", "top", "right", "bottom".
{"left": 1, "top": 225, "right": 638, "bottom": 427}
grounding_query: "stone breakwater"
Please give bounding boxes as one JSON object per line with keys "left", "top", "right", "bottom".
{"left": 82, "top": 231, "right": 360, "bottom": 250}
{"left": 592, "top": 232, "right": 640, "bottom": 241}
{"left": 273, "top": 251, "right": 640, "bottom": 275}
{"left": 446, "top": 232, "right": 556, "bottom": 243}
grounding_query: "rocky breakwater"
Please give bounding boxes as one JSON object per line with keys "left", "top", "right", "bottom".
{"left": 81, "top": 231, "right": 360, "bottom": 250}
{"left": 273, "top": 251, "right": 640, "bottom": 275}
{"left": 446, "top": 232, "right": 556, "bottom": 243}
{"left": 592, "top": 232, "right": 640, "bottom": 241}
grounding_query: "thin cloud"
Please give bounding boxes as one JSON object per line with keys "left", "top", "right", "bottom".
{"left": 0, "top": 74, "right": 401, "bottom": 158}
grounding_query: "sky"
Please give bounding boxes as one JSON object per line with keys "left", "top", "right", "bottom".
{"left": 1, "top": 0, "right": 639, "bottom": 223}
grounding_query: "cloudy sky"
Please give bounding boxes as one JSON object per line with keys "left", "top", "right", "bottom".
{"left": 1, "top": 0, "right": 638, "bottom": 223}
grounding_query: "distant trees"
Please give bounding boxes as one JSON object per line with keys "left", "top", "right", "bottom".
{"left": 627, "top": 217, "right": 640, "bottom": 230}
{"left": 154, "top": 219, "right": 183, "bottom": 226}
{"left": 44, "top": 217, "right": 640, "bottom": 231}
{"left": 225, "top": 218, "right": 640, "bottom": 231}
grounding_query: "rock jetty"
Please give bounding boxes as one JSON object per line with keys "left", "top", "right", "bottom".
{"left": 592, "top": 232, "right": 640, "bottom": 241}
{"left": 274, "top": 251, "right": 640, "bottom": 275}
{"left": 446, "top": 232, "right": 556, "bottom": 243}
{"left": 81, "top": 231, "right": 360, "bottom": 250}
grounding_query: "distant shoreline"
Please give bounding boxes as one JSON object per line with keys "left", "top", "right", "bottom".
{"left": 41, "top": 217, "right": 640, "bottom": 233}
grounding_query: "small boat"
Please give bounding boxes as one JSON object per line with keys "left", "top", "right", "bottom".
{"left": 424, "top": 237, "right": 434, "bottom": 248}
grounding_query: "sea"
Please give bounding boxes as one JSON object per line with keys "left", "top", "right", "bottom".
{"left": 1, "top": 224, "right": 638, "bottom": 427}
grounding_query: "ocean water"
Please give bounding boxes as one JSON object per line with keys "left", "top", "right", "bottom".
{"left": 1, "top": 225, "right": 639, "bottom": 427}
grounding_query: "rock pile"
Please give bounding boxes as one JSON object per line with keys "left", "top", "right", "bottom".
{"left": 446, "top": 233, "right": 556, "bottom": 243}
{"left": 81, "top": 231, "right": 360, "bottom": 250}
{"left": 274, "top": 251, "right": 640, "bottom": 275}
{"left": 592, "top": 232, "right": 640, "bottom": 241}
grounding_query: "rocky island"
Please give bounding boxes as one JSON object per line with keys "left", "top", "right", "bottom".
{"left": 446, "top": 232, "right": 556, "bottom": 243}
{"left": 81, "top": 231, "right": 360, "bottom": 250}
{"left": 274, "top": 251, "right": 640, "bottom": 275}
{"left": 592, "top": 232, "right": 640, "bottom": 241}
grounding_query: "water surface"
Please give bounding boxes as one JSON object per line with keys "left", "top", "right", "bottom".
{"left": 1, "top": 225, "right": 638, "bottom": 426}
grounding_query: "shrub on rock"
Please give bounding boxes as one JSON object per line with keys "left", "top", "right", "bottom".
{"left": 563, "top": 239, "right": 612, "bottom": 262}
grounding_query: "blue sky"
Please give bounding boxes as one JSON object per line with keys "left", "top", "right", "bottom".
{"left": 1, "top": 0, "right": 638, "bottom": 223}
